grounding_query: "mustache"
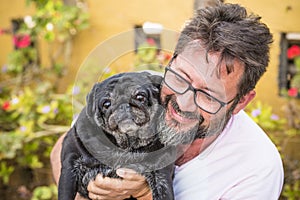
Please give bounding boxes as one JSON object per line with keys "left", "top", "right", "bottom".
{"left": 164, "top": 95, "right": 203, "bottom": 121}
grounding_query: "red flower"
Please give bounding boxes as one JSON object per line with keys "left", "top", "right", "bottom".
{"left": 287, "top": 45, "right": 300, "bottom": 59}
{"left": 288, "top": 87, "right": 298, "bottom": 97}
{"left": 164, "top": 53, "right": 172, "bottom": 61}
{"left": 13, "top": 34, "right": 31, "bottom": 48}
{"left": 2, "top": 101, "right": 10, "bottom": 111}
{"left": 146, "top": 38, "right": 156, "bottom": 46}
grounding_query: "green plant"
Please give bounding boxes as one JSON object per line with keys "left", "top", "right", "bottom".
{"left": 245, "top": 101, "right": 286, "bottom": 132}
{"left": 31, "top": 184, "right": 58, "bottom": 200}
{"left": 282, "top": 180, "right": 300, "bottom": 200}
{"left": 245, "top": 101, "right": 300, "bottom": 199}
{"left": 0, "top": 0, "right": 89, "bottom": 198}
{"left": 5, "top": 0, "right": 89, "bottom": 78}
{"left": 134, "top": 38, "right": 171, "bottom": 72}
{"left": 0, "top": 162, "right": 14, "bottom": 185}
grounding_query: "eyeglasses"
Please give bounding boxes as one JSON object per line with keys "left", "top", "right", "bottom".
{"left": 163, "top": 66, "right": 236, "bottom": 114}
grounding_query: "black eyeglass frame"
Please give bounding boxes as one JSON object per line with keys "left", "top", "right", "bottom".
{"left": 163, "top": 56, "right": 236, "bottom": 114}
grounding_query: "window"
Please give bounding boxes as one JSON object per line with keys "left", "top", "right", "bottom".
{"left": 134, "top": 22, "right": 162, "bottom": 53}
{"left": 279, "top": 33, "right": 300, "bottom": 98}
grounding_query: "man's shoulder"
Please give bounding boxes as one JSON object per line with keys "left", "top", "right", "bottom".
{"left": 230, "top": 110, "right": 264, "bottom": 133}
{"left": 229, "top": 110, "right": 281, "bottom": 159}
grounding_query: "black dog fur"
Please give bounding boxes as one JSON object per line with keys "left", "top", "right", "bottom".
{"left": 58, "top": 72, "right": 175, "bottom": 200}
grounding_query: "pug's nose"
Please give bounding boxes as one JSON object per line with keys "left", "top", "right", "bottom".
{"left": 119, "top": 103, "right": 131, "bottom": 112}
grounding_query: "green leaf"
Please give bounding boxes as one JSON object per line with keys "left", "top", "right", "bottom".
{"left": 0, "top": 162, "right": 14, "bottom": 185}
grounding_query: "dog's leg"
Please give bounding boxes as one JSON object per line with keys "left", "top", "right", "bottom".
{"left": 144, "top": 164, "right": 174, "bottom": 200}
{"left": 58, "top": 153, "right": 79, "bottom": 200}
{"left": 58, "top": 129, "right": 81, "bottom": 200}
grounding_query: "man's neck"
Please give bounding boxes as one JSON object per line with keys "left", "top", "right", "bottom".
{"left": 175, "top": 134, "right": 218, "bottom": 166}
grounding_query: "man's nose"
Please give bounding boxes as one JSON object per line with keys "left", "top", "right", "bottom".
{"left": 176, "top": 90, "right": 197, "bottom": 112}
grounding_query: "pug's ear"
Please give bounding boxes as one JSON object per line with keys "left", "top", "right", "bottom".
{"left": 146, "top": 74, "right": 163, "bottom": 101}
{"left": 86, "top": 83, "right": 100, "bottom": 118}
{"left": 147, "top": 74, "right": 163, "bottom": 90}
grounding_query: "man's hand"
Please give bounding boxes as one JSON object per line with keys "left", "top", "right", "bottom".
{"left": 87, "top": 168, "right": 153, "bottom": 200}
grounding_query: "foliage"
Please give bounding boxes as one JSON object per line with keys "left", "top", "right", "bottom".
{"left": 245, "top": 101, "right": 300, "bottom": 200}
{"left": 282, "top": 180, "right": 300, "bottom": 200}
{"left": 0, "top": 0, "right": 89, "bottom": 198}
{"left": 6, "top": 0, "right": 89, "bottom": 76}
{"left": 134, "top": 38, "right": 172, "bottom": 72}
{"left": 282, "top": 98, "right": 300, "bottom": 131}
{"left": 0, "top": 162, "right": 14, "bottom": 185}
{"left": 31, "top": 184, "right": 57, "bottom": 200}
{"left": 245, "top": 101, "right": 286, "bottom": 132}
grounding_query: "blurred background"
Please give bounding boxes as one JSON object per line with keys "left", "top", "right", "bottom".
{"left": 0, "top": 0, "right": 299, "bottom": 199}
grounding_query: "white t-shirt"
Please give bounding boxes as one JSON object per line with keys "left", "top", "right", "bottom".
{"left": 173, "top": 110, "right": 284, "bottom": 200}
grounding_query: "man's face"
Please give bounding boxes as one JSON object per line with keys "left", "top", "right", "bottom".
{"left": 160, "top": 43, "right": 245, "bottom": 145}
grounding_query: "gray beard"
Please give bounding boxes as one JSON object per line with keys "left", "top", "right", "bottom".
{"left": 158, "top": 117, "right": 200, "bottom": 146}
{"left": 158, "top": 108, "right": 233, "bottom": 146}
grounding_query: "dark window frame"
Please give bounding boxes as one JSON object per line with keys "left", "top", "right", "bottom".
{"left": 278, "top": 32, "right": 300, "bottom": 98}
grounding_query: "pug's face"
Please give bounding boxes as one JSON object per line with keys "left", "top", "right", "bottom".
{"left": 86, "top": 72, "right": 163, "bottom": 150}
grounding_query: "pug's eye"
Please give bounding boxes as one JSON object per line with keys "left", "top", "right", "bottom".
{"left": 135, "top": 93, "right": 147, "bottom": 102}
{"left": 101, "top": 100, "right": 111, "bottom": 109}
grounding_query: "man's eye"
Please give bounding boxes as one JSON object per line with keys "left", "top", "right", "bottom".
{"left": 204, "top": 94, "right": 214, "bottom": 102}
{"left": 171, "top": 73, "right": 187, "bottom": 87}
{"left": 102, "top": 100, "right": 111, "bottom": 109}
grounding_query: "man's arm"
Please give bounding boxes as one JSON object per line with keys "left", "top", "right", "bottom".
{"left": 50, "top": 133, "right": 66, "bottom": 184}
{"left": 50, "top": 134, "right": 152, "bottom": 200}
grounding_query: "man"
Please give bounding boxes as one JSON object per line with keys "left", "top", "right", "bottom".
{"left": 50, "top": 3, "right": 284, "bottom": 200}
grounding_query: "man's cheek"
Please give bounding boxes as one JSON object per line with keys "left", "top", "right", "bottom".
{"left": 160, "top": 85, "right": 172, "bottom": 104}
{"left": 161, "top": 84, "right": 173, "bottom": 96}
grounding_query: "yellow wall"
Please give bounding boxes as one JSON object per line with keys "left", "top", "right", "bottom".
{"left": 1, "top": 0, "right": 300, "bottom": 114}
{"left": 68, "top": 0, "right": 194, "bottom": 87}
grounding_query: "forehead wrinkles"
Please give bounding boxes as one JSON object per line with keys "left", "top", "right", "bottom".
{"left": 179, "top": 45, "right": 219, "bottom": 79}
{"left": 179, "top": 41, "right": 243, "bottom": 81}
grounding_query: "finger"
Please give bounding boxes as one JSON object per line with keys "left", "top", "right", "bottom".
{"left": 88, "top": 172, "right": 149, "bottom": 199}
{"left": 116, "top": 168, "right": 144, "bottom": 181}
{"left": 88, "top": 186, "right": 129, "bottom": 200}
{"left": 92, "top": 174, "right": 126, "bottom": 190}
{"left": 88, "top": 175, "right": 131, "bottom": 196}
{"left": 88, "top": 178, "right": 110, "bottom": 195}
{"left": 88, "top": 192, "right": 116, "bottom": 200}
{"left": 75, "top": 193, "right": 88, "bottom": 200}
{"left": 116, "top": 168, "right": 148, "bottom": 191}
{"left": 88, "top": 192, "right": 114, "bottom": 200}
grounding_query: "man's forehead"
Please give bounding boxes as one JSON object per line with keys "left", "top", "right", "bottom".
{"left": 175, "top": 42, "right": 243, "bottom": 99}
{"left": 178, "top": 44, "right": 221, "bottom": 77}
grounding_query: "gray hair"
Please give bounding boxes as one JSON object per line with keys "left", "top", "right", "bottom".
{"left": 174, "top": 3, "right": 273, "bottom": 98}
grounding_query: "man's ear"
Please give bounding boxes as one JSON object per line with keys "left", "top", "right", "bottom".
{"left": 232, "top": 90, "right": 256, "bottom": 115}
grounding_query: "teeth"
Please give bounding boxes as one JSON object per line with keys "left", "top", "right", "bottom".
{"left": 169, "top": 99, "right": 200, "bottom": 120}
{"left": 171, "top": 100, "right": 181, "bottom": 114}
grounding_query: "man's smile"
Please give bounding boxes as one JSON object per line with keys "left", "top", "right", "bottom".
{"left": 165, "top": 96, "right": 200, "bottom": 126}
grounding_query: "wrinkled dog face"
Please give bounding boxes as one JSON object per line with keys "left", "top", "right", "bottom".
{"left": 86, "top": 72, "right": 162, "bottom": 150}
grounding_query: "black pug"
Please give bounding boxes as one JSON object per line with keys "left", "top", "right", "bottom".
{"left": 58, "top": 72, "right": 176, "bottom": 200}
